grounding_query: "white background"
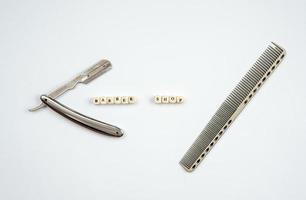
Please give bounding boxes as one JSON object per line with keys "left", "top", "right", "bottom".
{"left": 1, "top": 0, "right": 306, "bottom": 199}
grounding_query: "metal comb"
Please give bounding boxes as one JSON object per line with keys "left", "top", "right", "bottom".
{"left": 180, "top": 42, "right": 286, "bottom": 172}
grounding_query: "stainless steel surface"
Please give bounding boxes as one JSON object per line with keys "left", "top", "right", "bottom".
{"left": 29, "top": 59, "right": 112, "bottom": 112}
{"left": 40, "top": 95, "right": 124, "bottom": 137}
{"left": 180, "top": 42, "right": 286, "bottom": 172}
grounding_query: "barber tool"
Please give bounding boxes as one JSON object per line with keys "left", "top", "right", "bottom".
{"left": 180, "top": 42, "right": 286, "bottom": 172}
{"left": 29, "top": 59, "right": 124, "bottom": 137}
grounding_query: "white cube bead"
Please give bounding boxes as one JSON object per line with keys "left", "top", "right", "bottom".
{"left": 162, "top": 96, "right": 169, "bottom": 104}
{"left": 106, "top": 97, "right": 114, "bottom": 104}
{"left": 100, "top": 96, "right": 107, "bottom": 104}
{"left": 154, "top": 96, "right": 162, "bottom": 104}
{"left": 128, "top": 96, "right": 136, "bottom": 104}
{"left": 92, "top": 97, "right": 100, "bottom": 105}
{"left": 121, "top": 96, "right": 129, "bottom": 104}
{"left": 114, "top": 96, "right": 122, "bottom": 104}
{"left": 176, "top": 96, "right": 184, "bottom": 103}
{"left": 169, "top": 96, "right": 177, "bottom": 104}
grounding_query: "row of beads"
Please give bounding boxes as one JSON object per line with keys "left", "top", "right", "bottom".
{"left": 154, "top": 96, "right": 184, "bottom": 104}
{"left": 92, "top": 96, "right": 136, "bottom": 105}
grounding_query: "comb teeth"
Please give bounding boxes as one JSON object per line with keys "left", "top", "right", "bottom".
{"left": 180, "top": 42, "right": 286, "bottom": 172}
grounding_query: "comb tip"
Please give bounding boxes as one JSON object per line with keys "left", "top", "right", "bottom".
{"left": 270, "top": 42, "right": 286, "bottom": 54}
{"left": 179, "top": 161, "right": 194, "bottom": 172}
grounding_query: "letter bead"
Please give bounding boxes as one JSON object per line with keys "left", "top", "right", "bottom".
{"left": 92, "top": 97, "right": 100, "bottom": 105}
